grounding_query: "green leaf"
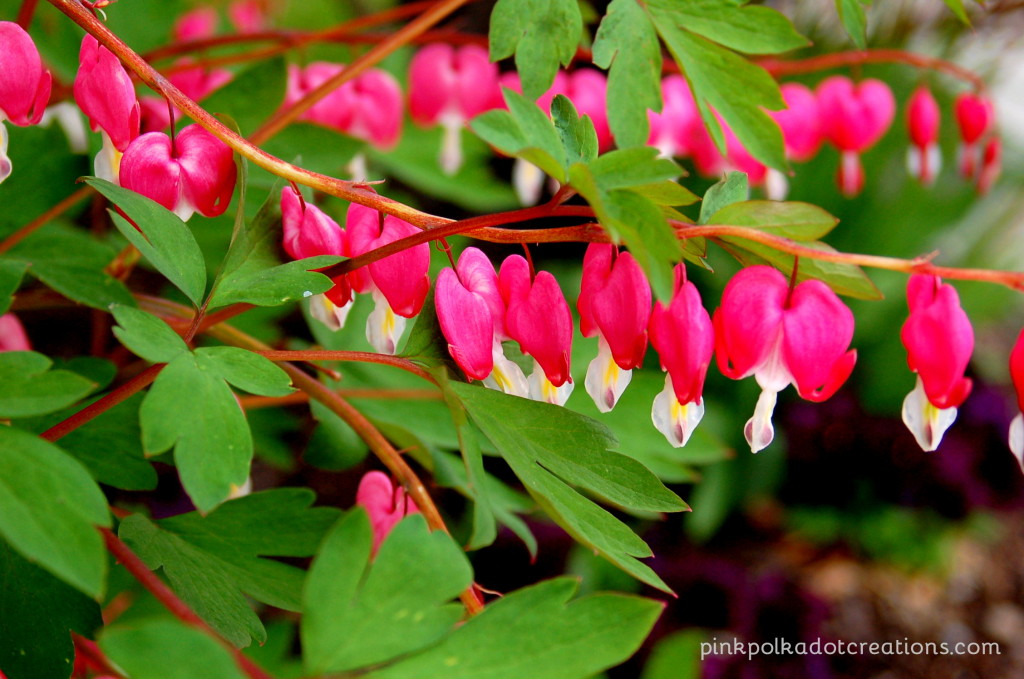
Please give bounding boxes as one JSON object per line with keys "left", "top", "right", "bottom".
{"left": 369, "top": 578, "right": 663, "bottom": 679}
{"left": 7, "top": 223, "right": 135, "bottom": 310}
{"left": 139, "top": 353, "right": 253, "bottom": 512}
{"left": 302, "top": 512, "right": 472, "bottom": 674}
{"left": 650, "top": 13, "right": 787, "bottom": 171}
{"left": 0, "top": 427, "right": 110, "bottom": 597}
{"left": 628, "top": 180, "right": 699, "bottom": 208}
{"left": 551, "top": 95, "right": 599, "bottom": 167}
{"left": 200, "top": 57, "right": 288, "bottom": 138}
{"left": 449, "top": 382, "right": 684, "bottom": 592}
{"left": 0, "top": 259, "right": 29, "bottom": 314}
{"left": 836, "top": 0, "right": 870, "bottom": 48}
{"left": 942, "top": 0, "right": 969, "bottom": 24}
{"left": 86, "top": 178, "right": 207, "bottom": 307}
{"left": 0, "top": 351, "right": 96, "bottom": 418}
{"left": 471, "top": 88, "right": 568, "bottom": 181}
{"left": 0, "top": 540, "right": 102, "bottom": 679}
{"left": 119, "top": 489, "right": 340, "bottom": 648}
{"left": 698, "top": 171, "right": 749, "bottom": 224}
{"left": 641, "top": 630, "right": 706, "bottom": 679}
{"left": 587, "top": 147, "right": 681, "bottom": 190}
{"left": 489, "top": 0, "right": 582, "bottom": 99}
{"left": 716, "top": 237, "right": 882, "bottom": 299}
{"left": 194, "top": 346, "right": 294, "bottom": 397}
{"left": 592, "top": 0, "right": 663, "bottom": 148}
{"left": 101, "top": 619, "right": 246, "bottom": 679}
{"left": 305, "top": 399, "right": 370, "bottom": 471}
{"left": 708, "top": 200, "right": 839, "bottom": 240}
{"left": 111, "top": 304, "right": 189, "bottom": 363}
{"left": 651, "top": 0, "right": 809, "bottom": 55}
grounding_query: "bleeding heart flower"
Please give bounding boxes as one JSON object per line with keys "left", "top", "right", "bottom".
{"left": 355, "top": 471, "right": 419, "bottom": 556}
{"left": 714, "top": 265, "right": 857, "bottom": 453}
{"left": 409, "top": 44, "right": 500, "bottom": 174}
{"left": 498, "top": 255, "right": 574, "bottom": 405}
{"left": 816, "top": 75, "right": 895, "bottom": 197}
{"left": 578, "top": 244, "right": 651, "bottom": 412}
{"left": 771, "top": 83, "right": 823, "bottom": 163}
{"left": 228, "top": 0, "right": 268, "bottom": 34}
{"left": 649, "top": 265, "right": 714, "bottom": 447}
{"left": 906, "top": 85, "right": 941, "bottom": 185}
{"left": 976, "top": 136, "right": 1001, "bottom": 195}
{"left": 119, "top": 124, "right": 236, "bottom": 221}
{"left": 954, "top": 92, "right": 994, "bottom": 179}
{"left": 900, "top": 274, "right": 973, "bottom": 452}
{"left": 1008, "top": 329, "right": 1024, "bottom": 473}
{"left": 173, "top": 7, "right": 218, "bottom": 42}
{"left": 0, "top": 21, "right": 52, "bottom": 184}
{"left": 0, "top": 313, "right": 31, "bottom": 352}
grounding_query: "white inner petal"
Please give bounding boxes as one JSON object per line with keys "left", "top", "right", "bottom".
{"left": 483, "top": 340, "right": 529, "bottom": 398}
{"left": 366, "top": 289, "right": 406, "bottom": 355}
{"left": 513, "top": 158, "right": 545, "bottom": 206}
{"left": 744, "top": 388, "right": 779, "bottom": 454}
{"left": 585, "top": 336, "right": 632, "bottom": 413}
{"left": 94, "top": 132, "right": 122, "bottom": 186}
{"left": 1009, "top": 413, "right": 1024, "bottom": 474}
{"left": 439, "top": 113, "right": 464, "bottom": 176}
{"left": 0, "top": 122, "right": 11, "bottom": 185}
{"left": 528, "top": 360, "right": 573, "bottom": 406}
{"left": 901, "top": 376, "right": 958, "bottom": 452}
{"left": 309, "top": 293, "right": 354, "bottom": 331}
{"left": 753, "top": 330, "right": 792, "bottom": 394}
{"left": 651, "top": 374, "right": 704, "bottom": 448}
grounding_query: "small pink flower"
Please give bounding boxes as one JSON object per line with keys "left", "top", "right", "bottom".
{"left": 74, "top": 35, "right": 140, "bottom": 153}
{"left": 227, "top": 0, "right": 268, "bottom": 34}
{"left": 1008, "top": 330, "right": 1024, "bottom": 472}
{"left": 119, "top": 124, "right": 236, "bottom": 221}
{"left": 578, "top": 244, "right": 651, "bottom": 411}
{"left": 0, "top": 313, "right": 31, "bottom": 352}
{"left": 173, "top": 7, "right": 219, "bottom": 42}
{"left": 954, "top": 92, "right": 994, "bottom": 179}
{"left": 906, "top": 85, "right": 941, "bottom": 185}
{"left": 409, "top": 44, "right": 500, "bottom": 174}
{"left": 900, "top": 274, "right": 973, "bottom": 452}
{"left": 648, "top": 265, "right": 714, "bottom": 447}
{"left": 976, "top": 136, "right": 1001, "bottom": 195}
{"left": 498, "top": 255, "right": 574, "bottom": 405}
{"left": 816, "top": 76, "right": 895, "bottom": 197}
{"left": 0, "top": 21, "right": 52, "bottom": 127}
{"left": 714, "top": 265, "right": 857, "bottom": 453}
{"left": 346, "top": 204, "right": 430, "bottom": 354}
{"left": 355, "top": 471, "right": 419, "bottom": 556}
{"left": 771, "top": 83, "right": 822, "bottom": 163}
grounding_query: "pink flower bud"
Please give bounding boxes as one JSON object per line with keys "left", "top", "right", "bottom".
{"left": 499, "top": 255, "right": 574, "bottom": 404}
{"left": 74, "top": 35, "right": 140, "bottom": 152}
{"left": 954, "top": 92, "right": 994, "bottom": 180}
{"left": 899, "top": 274, "right": 973, "bottom": 451}
{"left": 906, "top": 85, "right": 941, "bottom": 185}
{"left": 0, "top": 21, "right": 52, "bottom": 127}
{"left": 816, "top": 76, "right": 895, "bottom": 197}
{"left": 770, "top": 83, "right": 822, "bottom": 163}
{"left": 714, "top": 265, "right": 857, "bottom": 453}
{"left": 0, "top": 313, "right": 31, "bottom": 352}
{"left": 173, "top": 7, "right": 218, "bottom": 42}
{"left": 228, "top": 0, "right": 268, "bottom": 34}
{"left": 119, "top": 124, "right": 236, "bottom": 221}
{"left": 355, "top": 471, "right": 418, "bottom": 556}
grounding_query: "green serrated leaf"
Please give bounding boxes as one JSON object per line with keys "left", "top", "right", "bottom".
{"left": 592, "top": 0, "right": 663, "bottom": 148}
{"left": 629, "top": 180, "right": 699, "bottom": 207}
{"left": 449, "top": 382, "right": 683, "bottom": 592}
{"left": 140, "top": 353, "right": 252, "bottom": 512}
{"left": 86, "top": 178, "right": 207, "bottom": 307}
{"left": 588, "top": 147, "right": 681, "bottom": 190}
{"left": 303, "top": 512, "right": 472, "bottom": 674}
{"left": 0, "top": 259, "right": 29, "bottom": 314}
{"left": 708, "top": 200, "right": 839, "bottom": 240}
{"left": 836, "top": 0, "right": 870, "bottom": 48}
{"left": 489, "top": 0, "right": 582, "bottom": 99}
{"left": 699, "top": 171, "right": 749, "bottom": 224}
{"left": 119, "top": 489, "right": 340, "bottom": 648}
{"left": 550, "top": 95, "right": 599, "bottom": 167}
{"left": 0, "top": 427, "right": 110, "bottom": 597}
{"left": 0, "top": 351, "right": 96, "bottom": 418}
{"left": 649, "top": 0, "right": 809, "bottom": 55}
{"left": 0, "top": 540, "right": 102, "bottom": 679}
{"left": 471, "top": 89, "right": 568, "bottom": 181}
{"left": 369, "top": 577, "right": 663, "bottom": 679}
{"left": 194, "top": 346, "right": 294, "bottom": 397}
{"left": 111, "top": 304, "right": 189, "bottom": 363}
{"left": 101, "top": 619, "right": 246, "bottom": 679}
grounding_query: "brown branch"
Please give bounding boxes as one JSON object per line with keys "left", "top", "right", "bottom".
{"left": 255, "top": 350, "right": 437, "bottom": 384}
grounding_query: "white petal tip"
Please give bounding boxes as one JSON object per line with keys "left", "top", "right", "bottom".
{"left": 901, "top": 378, "right": 957, "bottom": 452}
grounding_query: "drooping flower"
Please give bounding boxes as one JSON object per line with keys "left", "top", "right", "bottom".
{"left": 346, "top": 204, "right": 430, "bottom": 355}
{"left": 435, "top": 247, "right": 528, "bottom": 397}
{"left": 498, "top": 255, "right": 574, "bottom": 405}
{"left": 976, "top": 136, "right": 1001, "bottom": 195}
{"left": 766, "top": 83, "right": 823, "bottom": 199}
{"left": 228, "top": 0, "right": 268, "bottom": 34}
{"left": 954, "top": 92, "right": 994, "bottom": 180}
{"left": 1008, "top": 330, "right": 1024, "bottom": 473}
{"left": 906, "top": 85, "right": 941, "bottom": 185}
{"left": 816, "top": 75, "right": 895, "bottom": 197}
{"left": 714, "top": 266, "right": 857, "bottom": 453}
{"left": 74, "top": 34, "right": 141, "bottom": 182}
{"left": 408, "top": 44, "right": 500, "bottom": 174}
{"left": 173, "top": 7, "right": 218, "bottom": 42}
{"left": 648, "top": 265, "right": 714, "bottom": 447}
{"left": 355, "top": 471, "right": 419, "bottom": 556}
{"left": 900, "top": 274, "right": 973, "bottom": 452}
{"left": 578, "top": 244, "right": 651, "bottom": 412}
{"left": 0, "top": 21, "right": 53, "bottom": 183}
{"left": 0, "top": 313, "right": 31, "bottom": 352}
{"left": 119, "top": 124, "right": 237, "bottom": 221}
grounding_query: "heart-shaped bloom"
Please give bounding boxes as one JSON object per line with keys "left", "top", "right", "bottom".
{"left": 954, "top": 92, "right": 994, "bottom": 179}
{"left": 0, "top": 313, "right": 30, "bottom": 352}
{"left": 900, "top": 274, "right": 973, "bottom": 452}
{"left": 906, "top": 85, "right": 941, "bottom": 185}
{"left": 578, "top": 244, "right": 651, "bottom": 412}
{"left": 435, "top": 247, "right": 528, "bottom": 397}
{"left": 714, "top": 265, "right": 857, "bottom": 453}
{"left": 355, "top": 471, "right": 419, "bottom": 556}
{"left": 409, "top": 44, "right": 500, "bottom": 174}
{"left": 816, "top": 76, "right": 895, "bottom": 196}
{"left": 119, "top": 124, "right": 237, "bottom": 221}
{"left": 0, "top": 22, "right": 52, "bottom": 127}
{"left": 1008, "top": 329, "right": 1024, "bottom": 473}
{"left": 499, "top": 255, "right": 574, "bottom": 405}
{"left": 771, "top": 83, "right": 823, "bottom": 163}
{"left": 346, "top": 204, "right": 430, "bottom": 355}
{"left": 649, "top": 265, "right": 714, "bottom": 447}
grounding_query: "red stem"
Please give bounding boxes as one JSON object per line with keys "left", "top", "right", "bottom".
{"left": 0, "top": 186, "right": 93, "bottom": 255}
{"left": 16, "top": 0, "right": 39, "bottom": 28}
{"left": 255, "top": 349, "right": 436, "bottom": 384}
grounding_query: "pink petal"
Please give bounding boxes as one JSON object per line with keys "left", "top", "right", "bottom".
{"left": 0, "top": 22, "right": 51, "bottom": 127}
{"left": 456, "top": 247, "right": 506, "bottom": 338}
{"left": 771, "top": 83, "right": 822, "bottom": 162}
{"left": 713, "top": 266, "right": 787, "bottom": 380}
{"left": 780, "top": 279, "right": 856, "bottom": 401}
{"left": 816, "top": 76, "right": 894, "bottom": 153}
{"left": 435, "top": 268, "right": 495, "bottom": 380}
{"left": 954, "top": 92, "right": 993, "bottom": 145}
{"left": 501, "top": 256, "right": 573, "bottom": 386}
{"left": 649, "top": 267, "right": 714, "bottom": 405}
{"left": 355, "top": 471, "right": 418, "bottom": 555}
{"left": 119, "top": 132, "right": 182, "bottom": 211}
{"left": 0, "top": 313, "right": 31, "bottom": 352}
{"left": 365, "top": 215, "right": 430, "bottom": 318}
{"left": 907, "top": 86, "right": 940, "bottom": 148}
{"left": 589, "top": 249, "right": 651, "bottom": 370}
{"left": 175, "top": 124, "right": 237, "bottom": 217}
{"left": 74, "top": 35, "right": 140, "bottom": 151}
